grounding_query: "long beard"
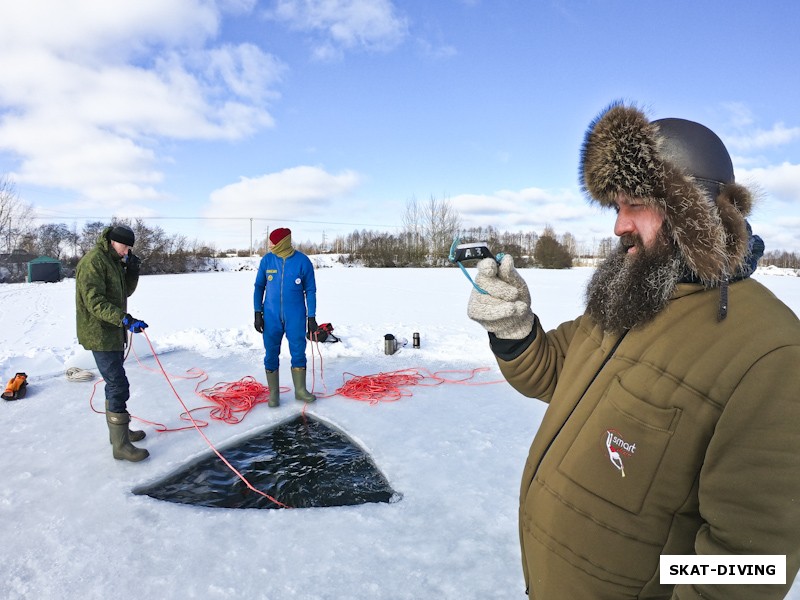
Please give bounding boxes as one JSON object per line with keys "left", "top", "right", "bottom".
{"left": 585, "top": 230, "right": 683, "bottom": 335}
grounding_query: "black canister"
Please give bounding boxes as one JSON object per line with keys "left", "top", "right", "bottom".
{"left": 413, "top": 332, "right": 420, "bottom": 348}
{"left": 384, "top": 334, "right": 397, "bottom": 355}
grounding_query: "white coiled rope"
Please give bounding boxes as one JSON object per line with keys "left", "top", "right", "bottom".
{"left": 65, "top": 367, "right": 95, "bottom": 382}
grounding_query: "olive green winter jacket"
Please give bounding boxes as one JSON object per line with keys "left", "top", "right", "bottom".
{"left": 75, "top": 227, "right": 139, "bottom": 351}
{"left": 494, "top": 279, "right": 800, "bottom": 599}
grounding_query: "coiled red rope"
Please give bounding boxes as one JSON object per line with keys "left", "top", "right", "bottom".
{"left": 308, "top": 338, "right": 504, "bottom": 405}
{"left": 320, "top": 367, "right": 504, "bottom": 405}
{"left": 87, "top": 332, "right": 504, "bottom": 509}
{"left": 195, "top": 376, "right": 272, "bottom": 424}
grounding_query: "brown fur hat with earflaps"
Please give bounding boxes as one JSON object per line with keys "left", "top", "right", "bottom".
{"left": 580, "top": 101, "right": 753, "bottom": 286}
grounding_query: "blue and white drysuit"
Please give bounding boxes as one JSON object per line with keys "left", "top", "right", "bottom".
{"left": 253, "top": 251, "right": 317, "bottom": 371}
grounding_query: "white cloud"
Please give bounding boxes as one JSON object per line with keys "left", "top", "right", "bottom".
{"left": 204, "top": 43, "right": 285, "bottom": 104}
{"left": 416, "top": 38, "right": 457, "bottom": 60}
{"left": 720, "top": 102, "right": 800, "bottom": 154}
{"left": 448, "top": 186, "right": 614, "bottom": 248}
{"left": 205, "top": 165, "right": 361, "bottom": 220}
{"left": 747, "top": 219, "right": 800, "bottom": 254}
{"left": 726, "top": 123, "right": 800, "bottom": 153}
{"left": 721, "top": 102, "right": 756, "bottom": 130}
{"left": 740, "top": 162, "right": 800, "bottom": 204}
{"left": 0, "top": 1, "right": 219, "bottom": 57}
{"left": 455, "top": 187, "right": 596, "bottom": 226}
{"left": 0, "top": 1, "right": 281, "bottom": 210}
{"left": 268, "top": 0, "right": 408, "bottom": 59}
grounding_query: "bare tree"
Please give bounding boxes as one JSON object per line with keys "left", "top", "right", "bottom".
{"left": 422, "top": 195, "right": 461, "bottom": 265}
{"left": 560, "top": 232, "right": 578, "bottom": 258}
{"left": 597, "top": 237, "right": 616, "bottom": 258}
{"left": 78, "top": 221, "right": 108, "bottom": 255}
{"left": 402, "top": 197, "right": 426, "bottom": 262}
{"left": 0, "top": 177, "right": 34, "bottom": 253}
{"left": 762, "top": 250, "right": 800, "bottom": 269}
{"left": 34, "top": 223, "right": 75, "bottom": 260}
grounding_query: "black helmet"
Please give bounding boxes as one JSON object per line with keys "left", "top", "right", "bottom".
{"left": 652, "top": 117, "right": 734, "bottom": 200}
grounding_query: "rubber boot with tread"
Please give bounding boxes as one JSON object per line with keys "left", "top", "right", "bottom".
{"left": 107, "top": 411, "right": 150, "bottom": 462}
{"left": 265, "top": 369, "right": 280, "bottom": 407}
{"left": 106, "top": 401, "right": 145, "bottom": 443}
{"left": 291, "top": 367, "right": 315, "bottom": 403}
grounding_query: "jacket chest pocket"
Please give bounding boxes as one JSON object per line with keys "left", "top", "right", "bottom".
{"left": 557, "top": 377, "right": 681, "bottom": 514}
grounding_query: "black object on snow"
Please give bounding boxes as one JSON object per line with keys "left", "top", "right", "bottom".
{"left": 132, "top": 414, "right": 401, "bottom": 509}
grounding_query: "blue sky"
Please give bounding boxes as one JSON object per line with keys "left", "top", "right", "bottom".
{"left": 1, "top": 0, "right": 799, "bottom": 253}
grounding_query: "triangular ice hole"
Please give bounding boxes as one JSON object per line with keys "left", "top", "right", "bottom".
{"left": 133, "top": 414, "right": 401, "bottom": 509}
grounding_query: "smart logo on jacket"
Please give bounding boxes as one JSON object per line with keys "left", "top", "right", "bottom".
{"left": 604, "top": 429, "right": 637, "bottom": 478}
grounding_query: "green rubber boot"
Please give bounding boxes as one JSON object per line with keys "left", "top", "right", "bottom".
{"left": 107, "top": 411, "right": 150, "bottom": 462}
{"left": 106, "top": 401, "right": 145, "bottom": 443}
{"left": 265, "top": 369, "right": 280, "bottom": 408}
{"left": 291, "top": 367, "right": 316, "bottom": 403}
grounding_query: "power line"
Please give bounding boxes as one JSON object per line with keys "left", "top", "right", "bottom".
{"left": 30, "top": 213, "right": 402, "bottom": 228}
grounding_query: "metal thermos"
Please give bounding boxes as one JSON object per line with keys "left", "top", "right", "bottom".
{"left": 413, "top": 332, "right": 420, "bottom": 348}
{"left": 384, "top": 334, "right": 397, "bottom": 355}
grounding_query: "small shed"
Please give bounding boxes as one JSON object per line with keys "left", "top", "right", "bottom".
{"left": 28, "top": 256, "right": 62, "bottom": 283}
{"left": 0, "top": 250, "right": 36, "bottom": 283}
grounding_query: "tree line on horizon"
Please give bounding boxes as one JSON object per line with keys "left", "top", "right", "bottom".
{"left": 2, "top": 178, "right": 800, "bottom": 281}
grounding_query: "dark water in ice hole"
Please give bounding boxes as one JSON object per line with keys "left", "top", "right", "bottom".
{"left": 133, "top": 414, "right": 401, "bottom": 509}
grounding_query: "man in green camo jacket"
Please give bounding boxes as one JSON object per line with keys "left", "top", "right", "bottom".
{"left": 76, "top": 224, "right": 150, "bottom": 462}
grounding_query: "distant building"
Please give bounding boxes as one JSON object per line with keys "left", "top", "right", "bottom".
{"left": 27, "top": 256, "right": 62, "bottom": 283}
{"left": 0, "top": 251, "right": 62, "bottom": 283}
{"left": 0, "top": 250, "right": 37, "bottom": 283}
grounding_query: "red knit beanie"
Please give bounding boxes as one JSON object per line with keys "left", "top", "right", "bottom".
{"left": 269, "top": 228, "right": 291, "bottom": 245}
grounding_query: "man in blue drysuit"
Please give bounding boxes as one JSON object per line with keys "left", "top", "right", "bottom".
{"left": 253, "top": 227, "right": 317, "bottom": 406}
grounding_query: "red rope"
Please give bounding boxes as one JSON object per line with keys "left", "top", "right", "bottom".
{"left": 87, "top": 331, "right": 289, "bottom": 508}
{"left": 330, "top": 369, "right": 427, "bottom": 404}
{"left": 319, "top": 366, "right": 505, "bottom": 405}
{"left": 310, "top": 337, "right": 328, "bottom": 392}
{"left": 139, "top": 330, "right": 289, "bottom": 508}
{"left": 126, "top": 339, "right": 292, "bottom": 431}
{"left": 195, "top": 375, "right": 272, "bottom": 424}
{"left": 88, "top": 330, "right": 505, "bottom": 508}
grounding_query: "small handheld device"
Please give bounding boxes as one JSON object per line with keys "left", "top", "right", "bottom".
{"left": 451, "top": 241, "right": 496, "bottom": 263}
{"left": 448, "top": 237, "right": 505, "bottom": 294}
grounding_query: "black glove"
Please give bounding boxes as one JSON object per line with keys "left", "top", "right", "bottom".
{"left": 122, "top": 314, "right": 148, "bottom": 333}
{"left": 125, "top": 252, "right": 141, "bottom": 274}
{"left": 254, "top": 311, "right": 264, "bottom": 333}
{"left": 307, "top": 317, "right": 318, "bottom": 339}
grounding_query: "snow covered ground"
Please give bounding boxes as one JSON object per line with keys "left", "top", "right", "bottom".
{"left": 1, "top": 257, "right": 798, "bottom": 599}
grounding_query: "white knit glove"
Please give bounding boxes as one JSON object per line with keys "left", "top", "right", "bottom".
{"left": 467, "top": 254, "right": 534, "bottom": 339}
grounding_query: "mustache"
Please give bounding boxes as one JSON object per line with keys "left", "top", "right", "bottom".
{"left": 618, "top": 233, "right": 643, "bottom": 252}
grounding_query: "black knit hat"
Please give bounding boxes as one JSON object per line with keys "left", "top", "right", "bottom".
{"left": 109, "top": 225, "right": 135, "bottom": 247}
{"left": 580, "top": 101, "right": 753, "bottom": 285}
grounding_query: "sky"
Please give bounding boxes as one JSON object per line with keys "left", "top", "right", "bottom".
{"left": 1, "top": 259, "right": 799, "bottom": 599}
{"left": 1, "top": 1, "right": 800, "bottom": 253}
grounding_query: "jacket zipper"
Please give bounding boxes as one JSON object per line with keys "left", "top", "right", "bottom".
{"left": 582, "top": 330, "right": 627, "bottom": 394}
{"left": 279, "top": 256, "right": 286, "bottom": 324}
{"left": 523, "top": 330, "right": 628, "bottom": 596}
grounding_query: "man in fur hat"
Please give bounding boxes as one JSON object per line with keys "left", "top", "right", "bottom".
{"left": 253, "top": 227, "right": 317, "bottom": 406}
{"left": 468, "top": 102, "right": 800, "bottom": 598}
